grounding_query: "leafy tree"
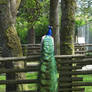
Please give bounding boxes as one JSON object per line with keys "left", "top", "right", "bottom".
{"left": 76, "top": 0, "right": 92, "bottom": 22}
{"left": 16, "top": 0, "right": 50, "bottom": 44}
{"left": 75, "top": 0, "right": 92, "bottom": 39}
{"left": 18, "top": 0, "right": 42, "bottom": 44}
{"left": 75, "top": 15, "right": 86, "bottom": 26}
{"left": 40, "top": 0, "right": 50, "bottom": 17}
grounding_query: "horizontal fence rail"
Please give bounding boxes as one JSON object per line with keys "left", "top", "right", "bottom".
{"left": 0, "top": 79, "right": 38, "bottom": 85}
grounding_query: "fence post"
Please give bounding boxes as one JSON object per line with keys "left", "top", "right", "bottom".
{"left": 6, "top": 61, "right": 17, "bottom": 92}
{"left": 57, "top": 58, "right": 72, "bottom": 92}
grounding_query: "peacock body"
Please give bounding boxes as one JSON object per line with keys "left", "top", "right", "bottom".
{"left": 38, "top": 35, "right": 58, "bottom": 92}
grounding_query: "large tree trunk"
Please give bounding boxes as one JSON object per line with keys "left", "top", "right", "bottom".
{"left": 60, "top": 0, "right": 76, "bottom": 92}
{"left": 60, "top": 0, "right": 76, "bottom": 55}
{"left": 50, "top": 0, "right": 60, "bottom": 55}
{"left": 0, "top": 0, "right": 28, "bottom": 91}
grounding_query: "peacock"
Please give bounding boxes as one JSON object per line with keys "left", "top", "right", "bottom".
{"left": 38, "top": 26, "right": 58, "bottom": 92}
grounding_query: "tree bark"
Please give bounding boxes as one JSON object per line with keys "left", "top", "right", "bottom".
{"left": 60, "top": 0, "right": 76, "bottom": 92}
{"left": 60, "top": 0, "right": 76, "bottom": 55}
{"left": 50, "top": 0, "right": 60, "bottom": 55}
{"left": 27, "top": 27, "right": 35, "bottom": 44}
{"left": 0, "top": 0, "right": 28, "bottom": 91}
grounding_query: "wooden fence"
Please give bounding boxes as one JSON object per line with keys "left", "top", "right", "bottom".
{"left": 0, "top": 56, "right": 40, "bottom": 92}
{"left": 1, "top": 44, "right": 92, "bottom": 92}
{"left": 56, "top": 55, "right": 92, "bottom": 92}
{"left": 22, "top": 44, "right": 41, "bottom": 56}
{"left": 1, "top": 55, "right": 92, "bottom": 92}
{"left": 0, "top": 44, "right": 92, "bottom": 57}
{"left": 22, "top": 44, "right": 92, "bottom": 56}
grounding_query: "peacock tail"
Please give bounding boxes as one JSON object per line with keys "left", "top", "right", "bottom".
{"left": 38, "top": 35, "right": 58, "bottom": 92}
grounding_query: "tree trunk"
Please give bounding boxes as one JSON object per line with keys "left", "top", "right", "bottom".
{"left": 27, "top": 27, "right": 35, "bottom": 44}
{"left": 50, "top": 0, "right": 60, "bottom": 55}
{"left": 60, "top": 0, "right": 76, "bottom": 55}
{"left": 60, "top": 0, "right": 76, "bottom": 92}
{"left": 0, "top": 0, "right": 28, "bottom": 91}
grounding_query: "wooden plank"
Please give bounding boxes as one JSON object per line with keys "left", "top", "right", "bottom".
{"left": 0, "top": 55, "right": 87, "bottom": 62}
{"left": 26, "top": 64, "right": 39, "bottom": 68}
{"left": 0, "top": 56, "right": 40, "bottom": 62}
{"left": 0, "top": 67, "right": 39, "bottom": 73}
{"left": 0, "top": 79, "right": 38, "bottom": 84}
{"left": 27, "top": 49, "right": 40, "bottom": 51}
{"left": 0, "top": 55, "right": 82, "bottom": 62}
{"left": 61, "top": 70, "right": 92, "bottom": 75}
{"left": 85, "top": 44, "right": 92, "bottom": 46}
{"left": 26, "top": 47, "right": 40, "bottom": 49}
{"left": 59, "top": 88, "right": 84, "bottom": 91}
{"left": 22, "top": 43, "right": 92, "bottom": 47}
{"left": 59, "top": 66, "right": 82, "bottom": 70}
{"left": 86, "top": 50, "right": 92, "bottom": 52}
{"left": 27, "top": 53, "right": 40, "bottom": 56}
{"left": 0, "top": 55, "right": 92, "bottom": 64}
{"left": 27, "top": 50, "right": 40, "bottom": 52}
{"left": 61, "top": 82, "right": 92, "bottom": 87}
{"left": 58, "top": 58, "right": 92, "bottom": 64}
{"left": 59, "top": 77, "right": 83, "bottom": 82}
{"left": 22, "top": 44, "right": 40, "bottom": 46}
{"left": 55, "top": 55, "right": 85, "bottom": 59}
{"left": 75, "top": 50, "right": 85, "bottom": 52}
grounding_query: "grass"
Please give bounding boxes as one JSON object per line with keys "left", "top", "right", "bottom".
{"left": 26, "top": 72, "right": 38, "bottom": 90}
{"left": 79, "top": 75, "right": 92, "bottom": 92}
{"left": 0, "top": 74, "right": 6, "bottom": 92}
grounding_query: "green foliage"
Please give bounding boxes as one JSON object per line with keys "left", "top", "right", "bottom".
{"left": 19, "top": 0, "right": 42, "bottom": 26}
{"left": 16, "top": 0, "right": 50, "bottom": 44}
{"left": 76, "top": 0, "right": 92, "bottom": 23}
{"left": 34, "top": 16, "right": 49, "bottom": 43}
{"left": 75, "top": 17, "right": 86, "bottom": 26}
{"left": 16, "top": 17, "right": 28, "bottom": 44}
{"left": 16, "top": 16, "right": 49, "bottom": 44}
{"left": 40, "top": 0, "right": 50, "bottom": 17}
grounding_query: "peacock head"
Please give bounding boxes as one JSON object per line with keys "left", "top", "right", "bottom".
{"left": 46, "top": 26, "right": 53, "bottom": 36}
